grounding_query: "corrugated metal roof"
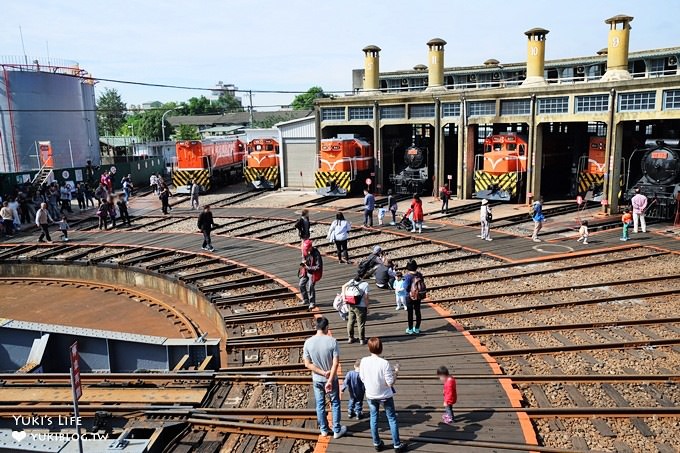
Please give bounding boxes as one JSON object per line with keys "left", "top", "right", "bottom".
{"left": 276, "top": 116, "right": 316, "bottom": 139}
{"left": 100, "top": 136, "right": 140, "bottom": 147}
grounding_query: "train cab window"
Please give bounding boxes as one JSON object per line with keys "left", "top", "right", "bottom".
{"left": 354, "top": 147, "right": 361, "bottom": 157}
{"left": 507, "top": 143, "right": 517, "bottom": 151}
{"left": 265, "top": 145, "right": 274, "bottom": 151}
{"left": 519, "top": 145, "right": 525, "bottom": 156}
{"left": 485, "top": 145, "right": 492, "bottom": 152}
{"left": 493, "top": 143, "right": 502, "bottom": 151}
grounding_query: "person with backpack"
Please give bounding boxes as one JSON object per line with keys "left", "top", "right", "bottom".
{"left": 480, "top": 199, "right": 493, "bottom": 241}
{"left": 530, "top": 197, "right": 545, "bottom": 243}
{"left": 387, "top": 189, "right": 398, "bottom": 225}
{"left": 327, "top": 211, "right": 352, "bottom": 263}
{"left": 342, "top": 272, "right": 370, "bottom": 345}
{"left": 299, "top": 239, "right": 323, "bottom": 309}
{"left": 294, "top": 209, "right": 311, "bottom": 253}
{"left": 404, "top": 194, "right": 424, "bottom": 234}
{"left": 404, "top": 260, "right": 426, "bottom": 335}
{"left": 357, "top": 245, "right": 384, "bottom": 279}
{"left": 439, "top": 185, "right": 451, "bottom": 214}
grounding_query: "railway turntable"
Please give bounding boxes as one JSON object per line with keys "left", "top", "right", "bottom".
{"left": 0, "top": 199, "right": 677, "bottom": 452}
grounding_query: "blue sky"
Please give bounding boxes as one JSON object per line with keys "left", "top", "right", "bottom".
{"left": 2, "top": 0, "right": 678, "bottom": 109}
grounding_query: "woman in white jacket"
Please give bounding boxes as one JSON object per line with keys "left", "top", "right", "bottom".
{"left": 327, "top": 211, "right": 352, "bottom": 264}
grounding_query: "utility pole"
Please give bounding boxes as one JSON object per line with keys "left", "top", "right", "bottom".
{"left": 248, "top": 91, "right": 254, "bottom": 127}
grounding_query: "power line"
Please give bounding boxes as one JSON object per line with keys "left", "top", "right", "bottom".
{"left": 53, "top": 71, "right": 348, "bottom": 95}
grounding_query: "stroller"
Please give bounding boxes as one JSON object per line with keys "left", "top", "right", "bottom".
{"left": 397, "top": 215, "right": 413, "bottom": 231}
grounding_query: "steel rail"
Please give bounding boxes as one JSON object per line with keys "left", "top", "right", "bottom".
{"left": 488, "top": 337, "right": 680, "bottom": 357}
{"left": 423, "top": 243, "right": 641, "bottom": 278}
{"left": 427, "top": 274, "right": 680, "bottom": 303}
{"left": 214, "top": 373, "right": 680, "bottom": 384}
{"left": 186, "top": 418, "right": 321, "bottom": 441}
{"left": 442, "top": 287, "right": 679, "bottom": 319}
{"left": 427, "top": 250, "right": 668, "bottom": 290}
{"left": 468, "top": 316, "right": 680, "bottom": 335}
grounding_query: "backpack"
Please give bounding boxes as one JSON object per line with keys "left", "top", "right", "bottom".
{"left": 409, "top": 273, "right": 427, "bottom": 300}
{"left": 310, "top": 248, "right": 323, "bottom": 282}
{"left": 344, "top": 282, "right": 364, "bottom": 305}
{"left": 357, "top": 254, "right": 376, "bottom": 276}
{"left": 486, "top": 209, "right": 493, "bottom": 222}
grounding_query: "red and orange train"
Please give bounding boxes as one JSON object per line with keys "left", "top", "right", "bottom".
{"left": 172, "top": 136, "right": 282, "bottom": 192}
{"left": 314, "top": 135, "right": 373, "bottom": 196}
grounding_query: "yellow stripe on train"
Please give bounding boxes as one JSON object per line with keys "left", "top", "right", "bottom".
{"left": 474, "top": 171, "right": 520, "bottom": 197}
{"left": 314, "top": 171, "right": 351, "bottom": 191}
{"left": 244, "top": 166, "right": 280, "bottom": 187}
{"left": 172, "top": 169, "right": 211, "bottom": 192}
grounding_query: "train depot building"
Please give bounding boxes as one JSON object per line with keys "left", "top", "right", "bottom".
{"left": 317, "top": 15, "right": 680, "bottom": 215}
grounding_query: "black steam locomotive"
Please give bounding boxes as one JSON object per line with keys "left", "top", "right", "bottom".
{"left": 389, "top": 146, "right": 429, "bottom": 195}
{"left": 625, "top": 139, "right": 680, "bottom": 220}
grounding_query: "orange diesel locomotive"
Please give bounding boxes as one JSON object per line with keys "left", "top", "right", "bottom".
{"left": 577, "top": 137, "right": 607, "bottom": 198}
{"left": 315, "top": 135, "right": 373, "bottom": 196}
{"left": 244, "top": 138, "right": 280, "bottom": 189}
{"left": 172, "top": 137, "right": 245, "bottom": 193}
{"left": 473, "top": 132, "right": 528, "bottom": 201}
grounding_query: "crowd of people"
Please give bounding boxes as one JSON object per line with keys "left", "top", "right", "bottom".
{"left": 297, "top": 203, "right": 461, "bottom": 452}
{"left": 0, "top": 164, "right": 150, "bottom": 241}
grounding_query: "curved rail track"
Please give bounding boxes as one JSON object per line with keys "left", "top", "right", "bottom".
{"left": 0, "top": 187, "right": 678, "bottom": 453}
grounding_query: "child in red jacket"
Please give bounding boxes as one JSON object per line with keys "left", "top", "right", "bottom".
{"left": 437, "top": 366, "right": 457, "bottom": 424}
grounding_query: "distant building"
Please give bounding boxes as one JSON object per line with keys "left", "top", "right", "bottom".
{"left": 167, "top": 110, "right": 313, "bottom": 137}
{"left": 130, "top": 101, "right": 163, "bottom": 110}
{"left": 211, "top": 81, "right": 241, "bottom": 104}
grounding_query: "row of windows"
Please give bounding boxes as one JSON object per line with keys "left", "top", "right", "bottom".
{"left": 325, "top": 90, "right": 680, "bottom": 121}
{"left": 665, "top": 90, "right": 680, "bottom": 110}
{"left": 538, "top": 97, "right": 569, "bottom": 114}
{"left": 500, "top": 99, "right": 531, "bottom": 116}
{"left": 380, "top": 105, "right": 406, "bottom": 119}
{"left": 575, "top": 94, "right": 609, "bottom": 113}
{"left": 348, "top": 106, "right": 373, "bottom": 120}
{"left": 468, "top": 101, "right": 496, "bottom": 116}
{"left": 409, "top": 104, "right": 436, "bottom": 118}
{"left": 320, "top": 107, "right": 345, "bottom": 121}
{"left": 618, "top": 91, "right": 656, "bottom": 112}
{"left": 442, "top": 103, "right": 461, "bottom": 117}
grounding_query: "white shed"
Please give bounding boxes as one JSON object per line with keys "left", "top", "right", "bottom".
{"left": 275, "top": 115, "right": 317, "bottom": 189}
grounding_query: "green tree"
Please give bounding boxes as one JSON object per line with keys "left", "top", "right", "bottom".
{"left": 174, "top": 124, "right": 201, "bottom": 140}
{"left": 179, "top": 96, "right": 218, "bottom": 115}
{"left": 96, "top": 88, "right": 127, "bottom": 135}
{"left": 215, "top": 92, "right": 244, "bottom": 112}
{"left": 291, "top": 86, "right": 328, "bottom": 110}
{"left": 120, "top": 103, "right": 176, "bottom": 141}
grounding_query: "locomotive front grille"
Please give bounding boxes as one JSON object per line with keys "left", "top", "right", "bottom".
{"left": 172, "top": 169, "right": 211, "bottom": 192}
{"left": 314, "top": 171, "right": 351, "bottom": 191}
{"left": 244, "top": 166, "right": 279, "bottom": 187}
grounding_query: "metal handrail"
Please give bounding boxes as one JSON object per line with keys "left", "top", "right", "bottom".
{"left": 30, "top": 162, "right": 53, "bottom": 186}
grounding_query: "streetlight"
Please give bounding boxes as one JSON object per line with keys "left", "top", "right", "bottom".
{"left": 128, "top": 124, "right": 135, "bottom": 156}
{"left": 162, "top": 108, "right": 181, "bottom": 142}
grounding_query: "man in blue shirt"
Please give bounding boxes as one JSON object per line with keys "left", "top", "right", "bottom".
{"left": 364, "top": 189, "right": 375, "bottom": 227}
{"left": 531, "top": 198, "right": 545, "bottom": 242}
{"left": 303, "top": 317, "right": 347, "bottom": 439}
